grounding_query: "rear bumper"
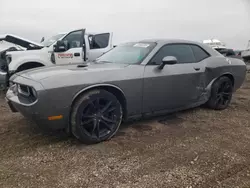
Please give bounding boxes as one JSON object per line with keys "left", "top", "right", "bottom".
{"left": 6, "top": 89, "right": 68, "bottom": 130}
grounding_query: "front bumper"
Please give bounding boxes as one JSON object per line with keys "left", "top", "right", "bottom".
{"left": 6, "top": 88, "right": 68, "bottom": 130}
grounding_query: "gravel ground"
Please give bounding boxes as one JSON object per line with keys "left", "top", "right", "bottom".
{"left": 0, "top": 74, "right": 250, "bottom": 188}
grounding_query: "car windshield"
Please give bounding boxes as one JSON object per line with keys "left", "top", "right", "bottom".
{"left": 95, "top": 42, "right": 157, "bottom": 64}
{"left": 41, "top": 33, "right": 65, "bottom": 47}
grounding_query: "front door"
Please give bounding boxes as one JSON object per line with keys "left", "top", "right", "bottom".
{"left": 87, "top": 32, "right": 113, "bottom": 61}
{"left": 54, "top": 29, "right": 85, "bottom": 64}
{"left": 142, "top": 43, "right": 208, "bottom": 113}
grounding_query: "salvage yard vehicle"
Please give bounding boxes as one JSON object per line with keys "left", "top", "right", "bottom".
{"left": 215, "top": 48, "right": 243, "bottom": 60}
{"left": 242, "top": 40, "right": 250, "bottom": 63}
{"left": 203, "top": 39, "right": 227, "bottom": 50}
{"left": 202, "top": 39, "right": 243, "bottom": 59}
{"left": 6, "top": 39, "right": 247, "bottom": 144}
{"left": 203, "top": 39, "right": 228, "bottom": 55}
{"left": 0, "top": 29, "right": 113, "bottom": 88}
{"left": 0, "top": 46, "right": 23, "bottom": 89}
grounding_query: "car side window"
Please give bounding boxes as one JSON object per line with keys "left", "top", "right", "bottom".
{"left": 61, "top": 30, "right": 82, "bottom": 50}
{"left": 150, "top": 44, "right": 196, "bottom": 65}
{"left": 89, "top": 33, "right": 110, "bottom": 49}
{"left": 190, "top": 45, "right": 210, "bottom": 62}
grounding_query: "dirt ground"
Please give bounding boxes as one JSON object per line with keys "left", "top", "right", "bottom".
{"left": 0, "top": 74, "right": 250, "bottom": 188}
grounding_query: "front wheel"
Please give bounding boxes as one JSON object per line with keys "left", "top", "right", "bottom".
{"left": 206, "top": 76, "right": 233, "bottom": 110}
{"left": 70, "top": 89, "right": 123, "bottom": 144}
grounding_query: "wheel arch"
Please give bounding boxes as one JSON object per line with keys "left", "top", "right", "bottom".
{"left": 71, "top": 84, "right": 128, "bottom": 119}
{"left": 16, "top": 61, "right": 45, "bottom": 72}
{"left": 222, "top": 73, "right": 235, "bottom": 86}
{"left": 206, "top": 72, "right": 235, "bottom": 93}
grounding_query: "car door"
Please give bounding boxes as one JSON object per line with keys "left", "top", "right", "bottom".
{"left": 87, "top": 32, "right": 113, "bottom": 61}
{"left": 142, "top": 43, "right": 207, "bottom": 114}
{"left": 54, "top": 29, "right": 85, "bottom": 64}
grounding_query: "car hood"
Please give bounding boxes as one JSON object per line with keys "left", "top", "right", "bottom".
{"left": 6, "top": 47, "right": 46, "bottom": 57}
{"left": 16, "top": 63, "right": 130, "bottom": 81}
{"left": 0, "top": 34, "right": 43, "bottom": 49}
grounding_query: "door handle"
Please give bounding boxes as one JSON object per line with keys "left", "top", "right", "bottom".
{"left": 194, "top": 67, "right": 200, "bottom": 71}
{"left": 74, "top": 53, "right": 80, "bottom": 57}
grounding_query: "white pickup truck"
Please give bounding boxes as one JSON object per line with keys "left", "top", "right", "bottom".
{"left": 0, "top": 28, "right": 114, "bottom": 88}
{"left": 242, "top": 40, "right": 250, "bottom": 63}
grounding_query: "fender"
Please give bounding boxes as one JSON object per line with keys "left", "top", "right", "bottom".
{"left": 7, "top": 49, "right": 53, "bottom": 72}
{"left": 72, "top": 83, "right": 126, "bottom": 103}
{"left": 9, "top": 58, "right": 50, "bottom": 72}
{"left": 205, "top": 72, "right": 234, "bottom": 95}
{"left": 63, "top": 83, "right": 127, "bottom": 134}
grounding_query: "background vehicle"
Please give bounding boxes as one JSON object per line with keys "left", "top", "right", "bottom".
{"left": 242, "top": 40, "right": 250, "bottom": 64}
{"left": 6, "top": 39, "right": 246, "bottom": 144}
{"left": 203, "top": 39, "right": 228, "bottom": 54}
{"left": 215, "top": 48, "right": 243, "bottom": 59}
{"left": 202, "top": 39, "right": 243, "bottom": 59}
{"left": 0, "top": 46, "right": 24, "bottom": 89}
{"left": 234, "top": 50, "right": 242, "bottom": 56}
{"left": 203, "top": 39, "right": 226, "bottom": 49}
{"left": 0, "top": 29, "right": 114, "bottom": 88}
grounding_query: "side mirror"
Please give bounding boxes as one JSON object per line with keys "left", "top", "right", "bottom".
{"left": 158, "top": 56, "right": 178, "bottom": 70}
{"left": 53, "top": 40, "right": 67, "bottom": 52}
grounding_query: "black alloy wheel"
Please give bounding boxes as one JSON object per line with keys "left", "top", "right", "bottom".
{"left": 206, "top": 76, "right": 233, "bottom": 110}
{"left": 71, "top": 89, "right": 123, "bottom": 144}
{"left": 214, "top": 80, "right": 233, "bottom": 108}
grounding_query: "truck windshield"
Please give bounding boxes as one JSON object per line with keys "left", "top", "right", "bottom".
{"left": 95, "top": 42, "right": 157, "bottom": 64}
{"left": 41, "top": 33, "right": 65, "bottom": 47}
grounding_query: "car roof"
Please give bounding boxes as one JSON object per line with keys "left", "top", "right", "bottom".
{"left": 136, "top": 38, "right": 222, "bottom": 57}
{"left": 138, "top": 38, "right": 204, "bottom": 45}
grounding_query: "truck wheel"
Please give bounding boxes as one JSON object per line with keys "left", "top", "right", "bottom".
{"left": 70, "top": 89, "right": 123, "bottom": 144}
{"left": 206, "top": 76, "right": 233, "bottom": 110}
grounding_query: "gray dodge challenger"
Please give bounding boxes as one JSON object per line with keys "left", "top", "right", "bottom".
{"left": 6, "top": 39, "right": 247, "bottom": 144}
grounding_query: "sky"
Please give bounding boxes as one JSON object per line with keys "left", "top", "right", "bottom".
{"left": 0, "top": 0, "right": 250, "bottom": 49}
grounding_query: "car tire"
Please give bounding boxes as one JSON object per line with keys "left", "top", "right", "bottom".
{"left": 70, "top": 89, "right": 123, "bottom": 144}
{"left": 206, "top": 76, "right": 233, "bottom": 110}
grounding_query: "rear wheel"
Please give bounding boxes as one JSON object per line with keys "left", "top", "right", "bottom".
{"left": 206, "top": 76, "right": 233, "bottom": 110}
{"left": 70, "top": 89, "right": 123, "bottom": 144}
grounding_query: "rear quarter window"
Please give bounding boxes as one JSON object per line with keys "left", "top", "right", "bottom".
{"left": 190, "top": 45, "right": 210, "bottom": 62}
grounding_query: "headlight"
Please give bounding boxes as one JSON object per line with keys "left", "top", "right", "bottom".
{"left": 9, "top": 83, "right": 18, "bottom": 94}
{"left": 16, "top": 84, "right": 37, "bottom": 99}
{"left": 30, "top": 87, "right": 37, "bottom": 98}
{"left": 17, "top": 84, "right": 30, "bottom": 97}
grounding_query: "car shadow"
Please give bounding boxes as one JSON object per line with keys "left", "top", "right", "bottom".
{"left": 6, "top": 106, "right": 210, "bottom": 148}
{"left": 116, "top": 107, "right": 200, "bottom": 137}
